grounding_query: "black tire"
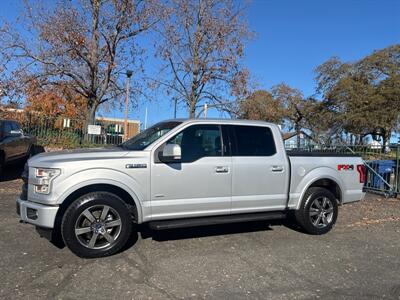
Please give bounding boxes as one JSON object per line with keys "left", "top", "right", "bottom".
{"left": 295, "top": 187, "right": 338, "bottom": 235}
{"left": 61, "top": 192, "right": 133, "bottom": 258}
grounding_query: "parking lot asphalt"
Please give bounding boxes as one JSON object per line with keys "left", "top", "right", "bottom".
{"left": 0, "top": 167, "right": 399, "bottom": 300}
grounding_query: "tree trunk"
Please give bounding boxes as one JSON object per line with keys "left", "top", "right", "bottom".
{"left": 295, "top": 123, "right": 301, "bottom": 149}
{"left": 189, "top": 101, "right": 196, "bottom": 119}
{"left": 84, "top": 103, "right": 97, "bottom": 143}
{"left": 382, "top": 128, "right": 391, "bottom": 153}
{"left": 86, "top": 106, "right": 96, "bottom": 127}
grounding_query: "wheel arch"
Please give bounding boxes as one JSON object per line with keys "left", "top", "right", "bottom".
{"left": 308, "top": 178, "right": 342, "bottom": 204}
{"left": 293, "top": 167, "right": 345, "bottom": 210}
{"left": 51, "top": 183, "right": 142, "bottom": 246}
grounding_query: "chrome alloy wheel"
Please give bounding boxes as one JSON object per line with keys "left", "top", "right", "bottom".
{"left": 74, "top": 205, "right": 122, "bottom": 249}
{"left": 309, "top": 196, "right": 334, "bottom": 228}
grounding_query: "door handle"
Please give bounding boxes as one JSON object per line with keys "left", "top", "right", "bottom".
{"left": 215, "top": 166, "right": 229, "bottom": 173}
{"left": 271, "top": 166, "right": 284, "bottom": 172}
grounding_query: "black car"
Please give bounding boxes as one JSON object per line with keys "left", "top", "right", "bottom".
{"left": 0, "top": 120, "right": 36, "bottom": 176}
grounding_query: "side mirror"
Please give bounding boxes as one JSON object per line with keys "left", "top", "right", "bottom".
{"left": 160, "top": 143, "right": 181, "bottom": 162}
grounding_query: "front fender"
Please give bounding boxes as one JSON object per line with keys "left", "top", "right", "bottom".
{"left": 289, "top": 166, "right": 345, "bottom": 210}
{"left": 55, "top": 168, "right": 146, "bottom": 223}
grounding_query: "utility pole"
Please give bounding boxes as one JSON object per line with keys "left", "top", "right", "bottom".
{"left": 124, "top": 70, "right": 133, "bottom": 141}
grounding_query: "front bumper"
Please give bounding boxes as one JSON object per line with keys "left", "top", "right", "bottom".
{"left": 17, "top": 198, "right": 59, "bottom": 228}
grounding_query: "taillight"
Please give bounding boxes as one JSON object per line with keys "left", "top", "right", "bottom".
{"left": 357, "top": 164, "right": 366, "bottom": 183}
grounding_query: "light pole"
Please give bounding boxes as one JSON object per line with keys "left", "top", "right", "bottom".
{"left": 124, "top": 70, "right": 133, "bottom": 141}
{"left": 173, "top": 98, "right": 177, "bottom": 118}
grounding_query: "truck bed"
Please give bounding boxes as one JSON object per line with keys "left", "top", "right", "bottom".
{"left": 287, "top": 154, "right": 365, "bottom": 209}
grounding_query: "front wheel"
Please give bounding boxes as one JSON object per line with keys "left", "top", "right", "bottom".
{"left": 295, "top": 187, "right": 338, "bottom": 235}
{"left": 61, "top": 192, "right": 133, "bottom": 258}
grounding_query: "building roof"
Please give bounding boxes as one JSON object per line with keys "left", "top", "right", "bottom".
{"left": 0, "top": 107, "right": 24, "bottom": 113}
{"left": 282, "top": 130, "right": 313, "bottom": 141}
{"left": 96, "top": 116, "right": 140, "bottom": 124}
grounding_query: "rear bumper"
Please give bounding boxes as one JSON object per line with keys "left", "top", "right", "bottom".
{"left": 17, "top": 198, "right": 59, "bottom": 228}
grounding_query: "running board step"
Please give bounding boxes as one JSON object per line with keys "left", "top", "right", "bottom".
{"left": 149, "top": 211, "right": 286, "bottom": 230}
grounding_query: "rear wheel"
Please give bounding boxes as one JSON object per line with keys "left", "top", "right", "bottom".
{"left": 61, "top": 192, "right": 133, "bottom": 258}
{"left": 295, "top": 187, "right": 338, "bottom": 235}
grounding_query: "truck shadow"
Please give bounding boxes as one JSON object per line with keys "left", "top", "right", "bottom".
{"left": 137, "top": 219, "right": 304, "bottom": 243}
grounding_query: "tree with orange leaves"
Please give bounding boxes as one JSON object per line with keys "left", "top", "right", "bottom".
{"left": 25, "top": 79, "right": 87, "bottom": 122}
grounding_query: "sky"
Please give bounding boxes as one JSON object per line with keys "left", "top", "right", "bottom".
{"left": 133, "top": 0, "right": 400, "bottom": 126}
{"left": 1, "top": 0, "right": 399, "bottom": 128}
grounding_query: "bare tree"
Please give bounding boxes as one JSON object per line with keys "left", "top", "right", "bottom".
{"left": 0, "top": 0, "right": 162, "bottom": 127}
{"left": 155, "top": 0, "right": 253, "bottom": 118}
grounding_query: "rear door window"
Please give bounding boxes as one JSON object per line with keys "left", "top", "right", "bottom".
{"left": 231, "top": 125, "right": 276, "bottom": 156}
{"left": 4, "top": 122, "right": 12, "bottom": 133}
{"left": 11, "top": 122, "right": 21, "bottom": 130}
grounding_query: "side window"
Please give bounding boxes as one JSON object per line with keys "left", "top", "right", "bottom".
{"left": 12, "top": 122, "right": 21, "bottom": 130}
{"left": 167, "top": 125, "right": 222, "bottom": 162}
{"left": 232, "top": 125, "right": 276, "bottom": 156}
{"left": 4, "top": 122, "right": 12, "bottom": 133}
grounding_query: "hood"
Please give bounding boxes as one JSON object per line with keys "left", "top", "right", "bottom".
{"left": 28, "top": 146, "right": 131, "bottom": 167}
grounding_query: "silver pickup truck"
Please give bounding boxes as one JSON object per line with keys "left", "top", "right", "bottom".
{"left": 17, "top": 119, "right": 365, "bottom": 258}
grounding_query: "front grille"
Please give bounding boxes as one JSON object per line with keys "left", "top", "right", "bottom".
{"left": 20, "top": 163, "right": 29, "bottom": 200}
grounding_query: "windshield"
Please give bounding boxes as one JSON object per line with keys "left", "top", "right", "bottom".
{"left": 121, "top": 121, "right": 182, "bottom": 150}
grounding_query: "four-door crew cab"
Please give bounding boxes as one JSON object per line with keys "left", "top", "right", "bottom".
{"left": 0, "top": 119, "right": 36, "bottom": 177}
{"left": 17, "top": 119, "right": 365, "bottom": 258}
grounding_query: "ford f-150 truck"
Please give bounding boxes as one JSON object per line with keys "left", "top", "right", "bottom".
{"left": 17, "top": 119, "right": 365, "bottom": 258}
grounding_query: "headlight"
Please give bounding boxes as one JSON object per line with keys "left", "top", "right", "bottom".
{"left": 34, "top": 168, "right": 61, "bottom": 194}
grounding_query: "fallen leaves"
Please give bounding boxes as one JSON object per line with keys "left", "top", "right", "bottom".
{"left": 347, "top": 216, "right": 400, "bottom": 227}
